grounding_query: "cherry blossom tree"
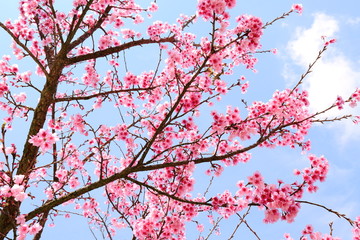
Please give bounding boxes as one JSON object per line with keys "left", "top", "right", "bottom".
{"left": 0, "top": 0, "right": 359, "bottom": 239}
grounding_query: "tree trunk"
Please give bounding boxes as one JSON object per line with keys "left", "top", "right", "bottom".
{"left": 0, "top": 59, "right": 64, "bottom": 238}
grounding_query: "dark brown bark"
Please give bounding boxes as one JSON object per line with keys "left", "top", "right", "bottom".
{"left": 65, "top": 36, "right": 176, "bottom": 65}
{"left": 0, "top": 54, "right": 66, "bottom": 239}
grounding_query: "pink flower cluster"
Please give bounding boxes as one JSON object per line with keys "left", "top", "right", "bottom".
{"left": 147, "top": 2, "right": 158, "bottom": 12}
{"left": 17, "top": 223, "right": 42, "bottom": 240}
{"left": 0, "top": 174, "right": 28, "bottom": 204}
{"left": 324, "top": 38, "right": 336, "bottom": 46}
{"left": 19, "top": 0, "right": 41, "bottom": 18}
{"left": 70, "top": 114, "right": 87, "bottom": 135}
{"left": 232, "top": 155, "right": 329, "bottom": 225}
{"left": 28, "top": 129, "right": 59, "bottom": 154}
{"left": 133, "top": 214, "right": 186, "bottom": 239}
{"left": 14, "top": 92, "right": 27, "bottom": 103}
{"left": 4, "top": 17, "right": 36, "bottom": 41}
{"left": 292, "top": 4, "right": 303, "bottom": 15}
{"left": 240, "top": 172, "right": 302, "bottom": 223}
{"left": 353, "top": 217, "right": 360, "bottom": 240}
{"left": 294, "top": 154, "right": 329, "bottom": 193}
{"left": 0, "top": 82, "right": 9, "bottom": 97}
{"left": 17, "top": 71, "right": 32, "bottom": 83}
{"left": 0, "top": 58, "right": 11, "bottom": 77}
{"left": 120, "top": 28, "right": 140, "bottom": 39}
{"left": 284, "top": 224, "right": 341, "bottom": 240}
{"left": 112, "top": 124, "right": 128, "bottom": 141}
{"left": 211, "top": 190, "right": 247, "bottom": 218}
{"left": 234, "top": 15, "right": 263, "bottom": 51}
{"left": 123, "top": 72, "right": 139, "bottom": 87}
{"left": 147, "top": 21, "right": 170, "bottom": 41}
{"left": 350, "top": 88, "right": 360, "bottom": 108}
{"left": 0, "top": 183, "right": 27, "bottom": 202}
{"left": 82, "top": 62, "right": 100, "bottom": 87}
{"left": 98, "top": 33, "right": 121, "bottom": 50}
{"left": 335, "top": 96, "right": 345, "bottom": 110}
{"left": 197, "top": 0, "right": 236, "bottom": 19}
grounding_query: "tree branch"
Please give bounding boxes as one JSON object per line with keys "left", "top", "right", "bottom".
{"left": 124, "top": 176, "right": 212, "bottom": 207}
{"left": 66, "top": 5, "right": 112, "bottom": 51}
{"left": 25, "top": 166, "right": 134, "bottom": 221}
{"left": 54, "top": 87, "right": 158, "bottom": 103}
{"left": 65, "top": 36, "right": 176, "bottom": 65}
{"left": 63, "top": 0, "right": 96, "bottom": 47}
{"left": 296, "top": 200, "right": 356, "bottom": 227}
{"left": 0, "top": 22, "right": 49, "bottom": 77}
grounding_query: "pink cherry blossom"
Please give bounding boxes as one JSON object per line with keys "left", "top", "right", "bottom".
{"left": 14, "top": 92, "right": 27, "bottom": 103}
{"left": 11, "top": 184, "right": 27, "bottom": 202}
{"left": 28, "top": 129, "right": 59, "bottom": 153}
{"left": 292, "top": 4, "right": 303, "bottom": 15}
{"left": 148, "top": 2, "right": 158, "bottom": 12}
{"left": 0, "top": 82, "right": 9, "bottom": 97}
{"left": 28, "top": 223, "right": 42, "bottom": 235}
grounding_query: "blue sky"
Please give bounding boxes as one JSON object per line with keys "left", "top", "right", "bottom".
{"left": 0, "top": 0, "right": 359, "bottom": 239}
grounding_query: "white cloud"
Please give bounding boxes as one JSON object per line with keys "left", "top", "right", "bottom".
{"left": 284, "top": 13, "right": 360, "bottom": 145}
{"left": 347, "top": 16, "right": 360, "bottom": 25}
{"left": 287, "top": 14, "right": 339, "bottom": 65}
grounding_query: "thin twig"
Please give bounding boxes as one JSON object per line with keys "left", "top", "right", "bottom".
{"left": 228, "top": 207, "right": 252, "bottom": 240}
{"left": 204, "top": 217, "right": 223, "bottom": 240}
{"left": 296, "top": 200, "right": 356, "bottom": 227}
{"left": 237, "top": 213, "right": 261, "bottom": 240}
{"left": 124, "top": 176, "right": 212, "bottom": 207}
{"left": 0, "top": 22, "right": 49, "bottom": 77}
